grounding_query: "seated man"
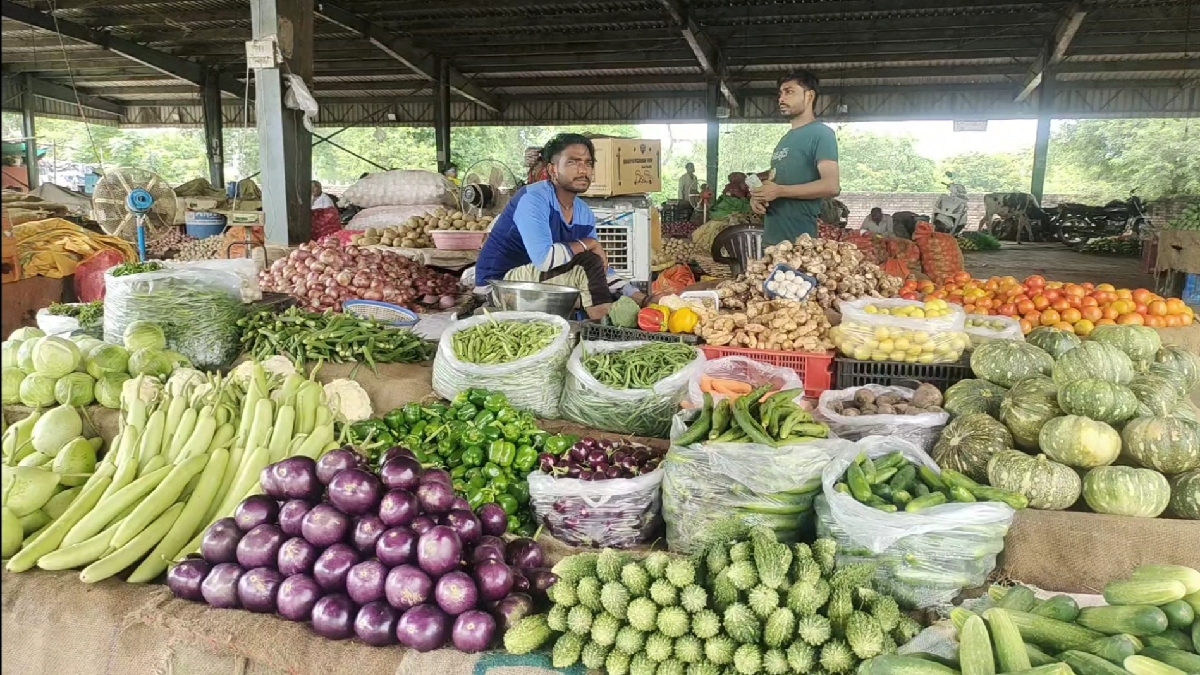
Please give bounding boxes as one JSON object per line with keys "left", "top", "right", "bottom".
{"left": 860, "top": 207, "right": 894, "bottom": 235}
{"left": 475, "top": 133, "right": 645, "bottom": 320}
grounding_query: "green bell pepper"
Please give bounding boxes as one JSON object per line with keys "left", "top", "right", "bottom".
{"left": 450, "top": 465, "right": 467, "bottom": 479}
{"left": 473, "top": 409, "right": 496, "bottom": 427}
{"left": 496, "top": 406, "right": 519, "bottom": 423}
{"left": 483, "top": 462, "right": 503, "bottom": 480}
{"left": 452, "top": 391, "right": 472, "bottom": 407}
{"left": 402, "top": 403, "right": 423, "bottom": 425}
{"left": 384, "top": 409, "right": 408, "bottom": 433}
{"left": 467, "top": 489, "right": 487, "bottom": 509}
{"left": 461, "top": 428, "right": 485, "bottom": 447}
{"left": 466, "top": 470, "right": 485, "bottom": 490}
{"left": 410, "top": 420, "right": 427, "bottom": 437}
{"left": 490, "top": 474, "right": 509, "bottom": 494}
{"left": 461, "top": 446, "right": 484, "bottom": 468}
{"left": 447, "top": 449, "right": 464, "bottom": 466}
{"left": 501, "top": 423, "right": 522, "bottom": 442}
{"left": 514, "top": 445, "right": 538, "bottom": 473}
{"left": 480, "top": 423, "right": 503, "bottom": 442}
{"left": 483, "top": 392, "right": 508, "bottom": 412}
{"left": 497, "top": 493, "right": 519, "bottom": 516}
{"left": 468, "top": 389, "right": 489, "bottom": 408}
{"left": 544, "top": 434, "right": 575, "bottom": 456}
{"left": 409, "top": 446, "right": 431, "bottom": 464}
{"left": 507, "top": 515, "right": 521, "bottom": 533}
{"left": 488, "top": 440, "right": 516, "bottom": 467}
{"left": 437, "top": 438, "right": 455, "bottom": 458}
{"left": 508, "top": 481, "right": 530, "bottom": 505}
{"left": 423, "top": 403, "right": 448, "bottom": 419}
{"left": 455, "top": 404, "right": 478, "bottom": 422}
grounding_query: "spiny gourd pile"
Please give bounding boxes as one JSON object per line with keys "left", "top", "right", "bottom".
{"left": 504, "top": 525, "right": 922, "bottom": 675}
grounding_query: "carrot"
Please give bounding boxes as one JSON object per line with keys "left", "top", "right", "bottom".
{"left": 713, "top": 379, "right": 752, "bottom": 395}
{"left": 700, "top": 375, "right": 716, "bottom": 393}
{"left": 760, "top": 389, "right": 780, "bottom": 401}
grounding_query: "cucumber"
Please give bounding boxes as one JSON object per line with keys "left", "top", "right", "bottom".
{"left": 1003, "top": 666, "right": 1073, "bottom": 675}
{"left": 911, "top": 653, "right": 961, "bottom": 668}
{"left": 998, "top": 586, "right": 1038, "bottom": 613}
{"left": 1025, "top": 643, "right": 1058, "bottom": 667}
{"left": 1131, "top": 565, "right": 1200, "bottom": 595}
{"left": 1104, "top": 580, "right": 1188, "bottom": 607}
{"left": 1007, "top": 610, "right": 1105, "bottom": 652}
{"left": 1122, "top": 655, "right": 1186, "bottom": 675}
{"left": 1031, "top": 595, "right": 1081, "bottom": 623}
{"left": 1077, "top": 606, "right": 1170, "bottom": 637}
{"left": 1059, "top": 650, "right": 1135, "bottom": 675}
{"left": 1137, "top": 647, "right": 1200, "bottom": 673}
{"left": 859, "top": 655, "right": 961, "bottom": 675}
{"left": 951, "top": 607, "right": 978, "bottom": 634}
{"left": 1183, "top": 590, "right": 1200, "bottom": 615}
{"left": 1156, "top": 600, "right": 1194, "bottom": 629}
{"left": 982, "top": 608, "right": 1031, "bottom": 673}
{"left": 1085, "top": 634, "right": 1143, "bottom": 665}
{"left": 960, "top": 614, "right": 996, "bottom": 675}
{"left": 1141, "top": 629, "right": 1192, "bottom": 652}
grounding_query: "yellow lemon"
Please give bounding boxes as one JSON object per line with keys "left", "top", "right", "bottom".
{"left": 906, "top": 345, "right": 923, "bottom": 357}
{"left": 918, "top": 353, "right": 936, "bottom": 364}
{"left": 871, "top": 351, "right": 889, "bottom": 361}
{"left": 889, "top": 351, "right": 907, "bottom": 361}
{"left": 852, "top": 348, "right": 872, "bottom": 360}
{"left": 864, "top": 305, "right": 879, "bottom": 315}
{"left": 908, "top": 308, "right": 925, "bottom": 319}
{"left": 878, "top": 339, "right": 895, "bottom": 352}
{"left": 912, "top": 331, "right": 931, "bottom": 344}
{"left": 893, "top": 338, "right": 910, "bottom": 351}
{"left": 874, "top": 326, "right": 891, "bottom": 340}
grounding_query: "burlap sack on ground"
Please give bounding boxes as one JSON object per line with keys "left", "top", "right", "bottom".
{"left": 998, "top": 509, "right": 1200, "bottom": 594}
{"left": 2, "top": 570, "right": 574, "bottom": 675}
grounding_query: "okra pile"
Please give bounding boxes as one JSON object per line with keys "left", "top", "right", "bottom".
{"left": 239, "top": 306, "right": 433, "bottom": 369}
{"left": 675, "top": 386, "right": 831, "bottom": 447}
{"left": 835, "top": 452, "right": 1029, "bottom": 512}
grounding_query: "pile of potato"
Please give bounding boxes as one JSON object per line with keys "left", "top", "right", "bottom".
{"left": 352, "top": 208, "right": 493, "bottom": 248}
{"left": 828, "top": 384, "right": 944, "bottom": 417}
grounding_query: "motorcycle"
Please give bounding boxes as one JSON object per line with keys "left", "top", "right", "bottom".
{"left": 931, "top": 182, "right": 970, "bottom": 235}
{"left": 1052, "top": 189, "right": 1149, "bottom": 247}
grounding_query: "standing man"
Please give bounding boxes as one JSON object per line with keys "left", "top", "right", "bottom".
{"left": 678, "top": 162, "right": 700, "bottom": 204}
{"left": 475, "top": 133, "right": 645, "bottom": 320}
{"left": 752, "top": 70, "right": 841, "bottom": 246}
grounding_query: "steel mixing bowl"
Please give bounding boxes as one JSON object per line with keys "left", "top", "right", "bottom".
{"left": 488, "top": 280, "right": 580, "bottom": 319}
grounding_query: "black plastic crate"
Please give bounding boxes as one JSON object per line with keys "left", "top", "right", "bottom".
{"left": 835, "top": 356, "right": 973, "bottom": 390}
{"left": 580, "top": 322, "right": 700, "bottom": 345}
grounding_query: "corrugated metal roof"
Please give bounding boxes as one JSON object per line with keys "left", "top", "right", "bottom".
{"left": 477, "top": 67, "right": 701, "bottom": 79}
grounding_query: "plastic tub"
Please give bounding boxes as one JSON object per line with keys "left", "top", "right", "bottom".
{"left": 185, "top": 211, "right": 228, "bottom": 239}
{"left": 698, "top": 346, "right": 835, "bottom": 399}
{"left": 431, "top": 230, "right": 487, "bottom": 250}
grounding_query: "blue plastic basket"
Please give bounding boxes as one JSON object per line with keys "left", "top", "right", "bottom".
{"left": 343, "top": 300, "right": 420, "bottom": 327}
{"left": 762, "top": 263, "right": 818, "bottom": 303}
{"left": 184, "top": 211, "right": 228, "bottom": 239}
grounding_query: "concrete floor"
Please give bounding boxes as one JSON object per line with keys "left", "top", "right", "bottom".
{"left": 962, "top": 242, "right": 1158, "bottom": 290}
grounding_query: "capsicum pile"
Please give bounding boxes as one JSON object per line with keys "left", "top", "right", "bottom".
{"left": 355, "top": 389, "right": 576, "bottom": 535}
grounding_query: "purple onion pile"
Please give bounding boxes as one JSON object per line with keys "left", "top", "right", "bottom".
{"left": 169, "top": 447, "right": 555, "bottom": 653}
{"left": 537, "top": 438, "right": 664, "bottom": 481}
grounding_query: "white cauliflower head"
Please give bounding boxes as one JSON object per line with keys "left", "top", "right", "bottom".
{"left": 231, "top": 356, "right": 298, "bottom": 387}
{"left": 322, "top": 379, "right": 372, "bottom": 423}
{"left": 165, "top": 368, "right": 207, "bottom": 398}
{"left": 121, "top": 375, "right": 164, "bottom": 409}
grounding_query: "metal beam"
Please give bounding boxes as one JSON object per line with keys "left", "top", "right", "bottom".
{"left": 201, "top": 68, "right": 224, "bottom": 188}
{"left": 705, "top": 80, "right": 719, "bottom": 197}
{"left": 22, "top": 74, "right": 40, "bottom": 190}
{"left": 1017, "top": 3, "right": 1088, "bottom": 102}
{"left": 657, "top": 0, "right": 737, "bottom": 111}
{"left": 0, "top": 0, "right": 247, "bottom": 98}
{"left": 19, "top": 73, "right": 125, "bottom": 115}
{"left": 1030, "top": 70, "right": 1054, "bottom": 202}
{"left": 314, "top": 0, "right": 499, "bottom": 112}
{"left": 434, "top": 57, "right": 450, "bottom": 173}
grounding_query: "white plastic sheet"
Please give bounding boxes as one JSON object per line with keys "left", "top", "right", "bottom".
{"left": 528, "top": 467, "right": 664, "bottom": 549}
{"left": 815, "top": 384, "right": 949, "bottom": 452}
{"left": 341, "top": 170, "right": 454, "bottom": 208}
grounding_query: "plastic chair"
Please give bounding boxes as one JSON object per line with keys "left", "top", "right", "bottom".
{"left": 711, "top": 224, "right": 764, "bottom": 277}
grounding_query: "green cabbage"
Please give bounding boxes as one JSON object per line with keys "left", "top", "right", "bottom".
{"left": 2, "top": 368, "right": 26, "bottom": 404}
{"left": 86, "top": 343, "right": 130, "bottom": 379}
{"left": 128, "top": 348, "right": 174, "bottom": 378}
{"left": 8, "top": 327, "right": 45, "bottom": 342}
{"left": 1, "top": 340, "right": 21, "bottom": 369}
{"left": 72, "top": 336, "right": 104, "bottom": 358}
{"left": 54, "top": 372, "right": 96, "bottom": 407}
{"left": 162, "top": 350, "right": 192, "bottom": 370}
{"left": 16, "top": 338, "right": 40, "bottom": 372}
{"left": 32, "top": 336, "right": 82, "bottom": 379}
{"left": 123, "top": 321, "right": 167, "bottom": 353}
{"left": 94, "top": 373, "right": 130, "bottom": 409}
{"left": 18, "top": 373, "right": 57, "bottom": 408}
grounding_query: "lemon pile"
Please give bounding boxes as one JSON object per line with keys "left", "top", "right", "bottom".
{"left": 863, "top": 298, "right": 954, "bottom": 319}
{"left": 966, "top": 317, "right": 1014, "bottom": 331}
{"left": 832, "top": 299, "right": 970, "bottom": 364}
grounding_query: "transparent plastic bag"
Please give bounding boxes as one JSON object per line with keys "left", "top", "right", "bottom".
{"left": 341, "top": 170, "right": 453, "bottom": 208}
{"left": 830, "top": 297, "right": 970, "bottom": 364}
{"left": 964, "top": 315, "right": 1025, "bottom": 348}
{"left": 815, "top": 436, "right": 1015, "bottom": 608}
{"left": 528, "top": 466, "right": 664, "bottom": 549}
{"left": 685, "top": 355, "right": 804, "bottom": 408}
{"left": 431, "top": 311, "right": 571, "bottom": 419}
{"left": 103, "top": 268, "right": 245, "bottom": 370}
{"left": 36, "top": 308, "right": 81, "bottom": 336}
{"left": 164, "top": 258, "right": 262, "bottom": 302}
{"left": 815, "top": 385, "right": 949, "bottom": 452}
{"left": 559, "top": 340, "right": 705, "bottom": 438}
{"left": 662, "top": 412, "right": 841, "bottom": 554}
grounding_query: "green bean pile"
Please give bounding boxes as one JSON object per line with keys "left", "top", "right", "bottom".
{"left": 452, "top": 319, "right": 562, "bottom": 364}
{"left": 583, "top": 342, "right": 697, "bottom": 389}
{"left": 239, "top": 306, "right": 433, "bottom": 368}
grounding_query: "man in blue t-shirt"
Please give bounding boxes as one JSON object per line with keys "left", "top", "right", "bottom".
{"left": 475, "top": 133, "right": 644, "bottom": 320}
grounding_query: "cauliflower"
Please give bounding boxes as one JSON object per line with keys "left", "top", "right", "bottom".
{"left": 165, "top": 368, "right": 207, "bottom": 398}
{"left": 231, "top": 356, "right": 297, "bottom": 387}
{"left": 121, "top": 375, "right": 164, "bottom": 409}
{"left": 322, "top": 379, "right": 372, "bottom": 423}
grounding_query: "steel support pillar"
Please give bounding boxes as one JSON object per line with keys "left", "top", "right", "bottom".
{"left": 434, "top": 58, "right": 451, "bottom": 174}
{"left": 1030, "top": 70, "right": 1054, "bottom": 203}
{"left": 202, "top": 69, "right": 225, "bottom": 189}
{"left": 22, "top": 73, "right": 39, "bottom": 190}
{"left": 252, "top": 0, "right": 313, "bottom": 245}
{"left": 705, "top": 81, "right": 720, "bottom": 194}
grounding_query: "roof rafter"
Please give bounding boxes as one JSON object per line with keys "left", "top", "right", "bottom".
{"left": 656, "top": 0, "right": 737, "bottom": 111}
{"left": 2, "top": 72, "right": 125, "bottom": 115}
{"left": 1016, "top": 1, "right": 1087, "bottom": 102}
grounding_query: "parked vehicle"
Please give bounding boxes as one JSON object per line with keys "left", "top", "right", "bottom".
{"left": 1052, "top": 189, "right": 1149, "bottom": 247}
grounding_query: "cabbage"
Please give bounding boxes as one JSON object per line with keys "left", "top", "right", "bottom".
{"left": 1, "top": 341, "right": 21, "bottom": 369}
{"left": 94, "top": 373, "right": 130, "bottom": 409}
{"left": 123, "top": 321, "right": 167, "bottom": 353}
{"left": 162, "top": 350, "right": 192, "bottom": 370}
{"left": 85, "top": 344, "right": 130, "bottom": 379}
{"left": 32, "top": 336, "right": 82, "bottom": 379}
{"left": 2, "top": 368, "right": 27, "bottom": 404}
{"left": 54, "top": 372, "right": 96, "bottom": 406}
{"left": 128, "top": 348, "right": 174, "bottom": 378}
{"left": 72, "top": 336, "right": 104, "bottom": 358}
{"left": 18, "top": 373, "right": 57, "bottom": 408}
{"left": 17, "top": 338, "right": 40, "bottom": 372}
{"left": 8, "top": 327, "right": 45, "bottom": 342}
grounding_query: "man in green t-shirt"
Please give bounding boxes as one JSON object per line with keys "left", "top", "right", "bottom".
{"left": 751, "top": 70, "right": 841, "bottom": 246}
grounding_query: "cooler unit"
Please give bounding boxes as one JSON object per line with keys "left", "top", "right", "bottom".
{"left": 583, "top": 195, "right": 653, "bottom": 283}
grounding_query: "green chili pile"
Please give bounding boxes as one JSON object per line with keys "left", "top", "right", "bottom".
{"left": 452, "top": 318, "right": 562, "bottom": 364}
{"left": 110, "top": 261, "right": 164, "bottom": 277}
{"left": 238, "top": 306, "right": 433, "bottom": 368}
{"left": 48, "top": 301, "right": 103, "bottom": 325}
{"left": 582, "top": 342, "right": 697, "bottom": 389}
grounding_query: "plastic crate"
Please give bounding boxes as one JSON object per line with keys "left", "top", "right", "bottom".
{"left": 580, "top": 322, "right": 699, "bottom": 345}
{"left": 699, "top": 346, "right": 835, "bottom": 399}
{"left": 835, "top": 356, "right": 973, "bottom": 391}
{"left": 1184, "top": 273, "right": 1200, "bottom": 306}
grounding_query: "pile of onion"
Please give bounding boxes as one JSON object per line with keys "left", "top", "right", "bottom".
{"left": 259, "top": 236, "right": 460, "bottom": 312}
{"left": 169, "top": 447, "right": 554, "bottom": 652}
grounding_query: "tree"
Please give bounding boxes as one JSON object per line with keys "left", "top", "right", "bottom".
{"left": 1046, "top": 119, "right": 1200, "bottom": 201}
{"left": 940, "top": 151, "right": 1031, "bottom": 193}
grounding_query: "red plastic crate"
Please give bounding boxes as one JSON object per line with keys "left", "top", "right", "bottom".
{"left": 699, "top": 346, "right": 836, "bottom": 399}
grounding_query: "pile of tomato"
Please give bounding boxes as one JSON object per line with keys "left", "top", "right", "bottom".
{"left": 900, "top": 272, "right": 1196, "bottom": 336}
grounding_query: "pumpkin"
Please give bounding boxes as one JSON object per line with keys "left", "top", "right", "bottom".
{"left": 987, "top": 449, "right": 1082, "bottom": 511}
{"left": 1168, "top": 470, "right": 1200, "bottom": 520}
{"left": 1026, "top": 326, "right": 1082, "bottom": 360}
{"left": 1174, "top": 406, "right": 1198, "bottom": 423}
{"left": 1056, "top": 379, "right": 1139, "bottom": 425}
{"left": 1082, "top": 465, "right": 1171, "bottom": 518}
{"left": 943, "top": 379, "right": 1008, "bottom": 418}
{"left": 932, "top": 412, "right": 1013, "bottom": 482}
{"left": 1128, "top": 374, "right": 1185, "bottom": 417}
{"left": 971, "top": 340, "right": 1055, "bottom": 389}
{"left": 999, "top": 376, "right": 1062, "bottom": 451}
{"left": 1120, "top": 416, "right": 1200, "bottom": 475}
{"left": 1087, "top": 324, "right": 1162, "bottom": 362}
{"left": 1154, "top": 345, "right": 1200, "bottom": 392}
{"left": 1147, "top": 363, "right": 1191, "bottom": 398}
{"left": 1039, "top": 415, "right": 1122, "bottom": 468}
{"left": 1053, "top": 341, "right": 1135, "bottom": 387}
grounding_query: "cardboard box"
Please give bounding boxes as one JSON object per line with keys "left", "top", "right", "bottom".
{"left": 585, "top": 138, "right": 661, "bottom": 197}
